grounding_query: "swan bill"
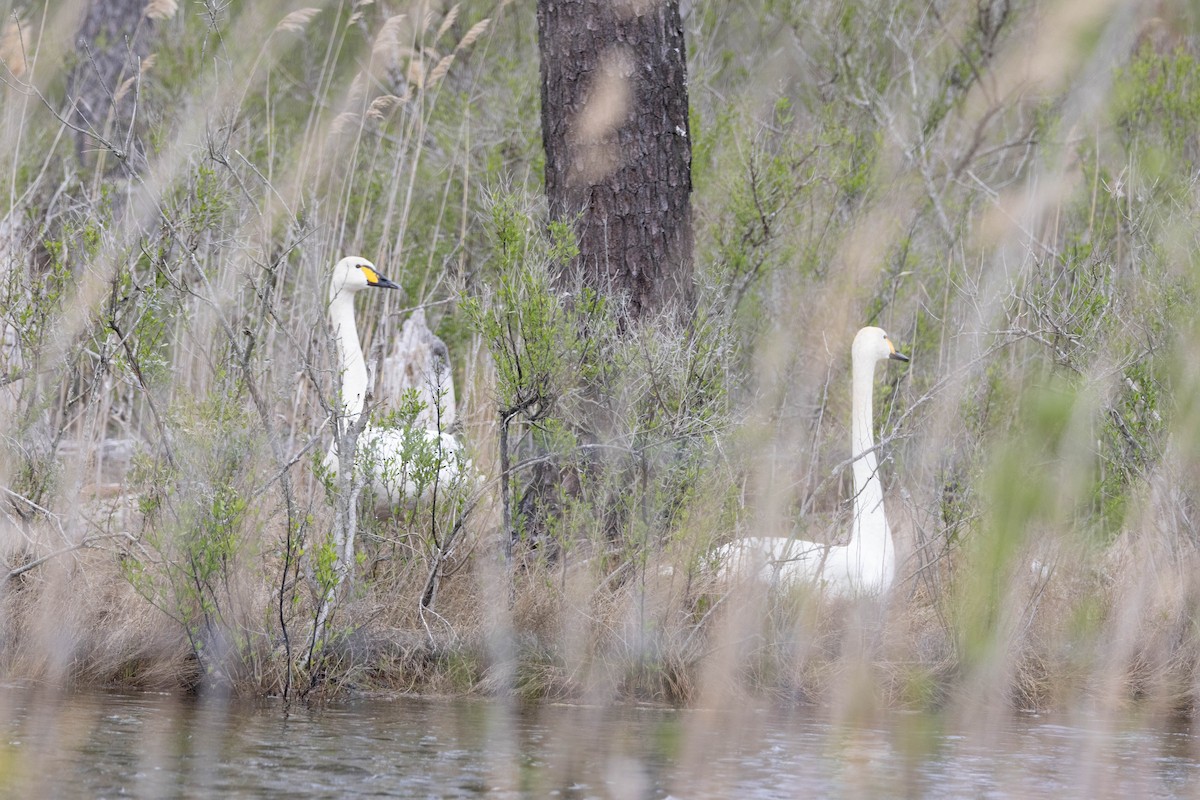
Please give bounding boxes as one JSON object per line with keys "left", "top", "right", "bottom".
{"left": 361, "top": 266, "right": 400, "bottom": 290}
{"left": 885, "top": 337, "right": 909, "bottom": 362}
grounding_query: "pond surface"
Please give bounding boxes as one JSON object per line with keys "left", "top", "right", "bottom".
{"left": 1, "top": 683, "right": 1198, "bottom": 798}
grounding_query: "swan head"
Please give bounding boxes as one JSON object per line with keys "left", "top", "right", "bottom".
{"left": 853, "top": 326, "right": 910, "bottom": 364}
{"left": 329, "top": 256, "right": 400, "bottom": 304}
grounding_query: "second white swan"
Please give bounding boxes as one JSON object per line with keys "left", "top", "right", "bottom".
{"left": 715, "top": 326, "right": 909, "bottom": 595}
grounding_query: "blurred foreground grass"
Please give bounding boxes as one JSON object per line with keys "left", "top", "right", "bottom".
{"left": 1, "top": 0, "right": 1200, "bottom": 720}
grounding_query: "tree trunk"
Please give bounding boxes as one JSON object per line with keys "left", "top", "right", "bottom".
{"left": 67, "top": 0, "right": 160, "bottom": 176}
{"left": 537, "top": 0, "right": 694, "bottom": 323}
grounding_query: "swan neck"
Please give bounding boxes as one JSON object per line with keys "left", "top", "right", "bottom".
{"left": 851, "top": 354, "right": 878, "bottom": 477}
{"left": 848, "top": 349, "right": 894, "bottom": 590}
{"left": 330, "top": 290, "right": 367, "bottom": 422}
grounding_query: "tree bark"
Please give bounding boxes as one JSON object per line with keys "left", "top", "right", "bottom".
{"left": 537, "top": 0, "right": 694, "bottom": 323}
{"left": 66, "top": 0, "right": 159, "bottom": 175}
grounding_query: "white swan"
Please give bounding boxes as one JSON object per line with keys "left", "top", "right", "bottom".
{"left": 716, "top": 326, "right": 909, "bottom": 594}
{"left": 324, "top": 256, "right": 462, "bottom": 503}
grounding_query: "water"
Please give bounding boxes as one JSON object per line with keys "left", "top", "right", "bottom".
{"left": 1, "top": 684, "right": 1198, "bottom": 798}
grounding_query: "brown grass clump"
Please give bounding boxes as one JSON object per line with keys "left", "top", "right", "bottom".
{"left": 1, "top": 543, "right": 192, "bottom": 691}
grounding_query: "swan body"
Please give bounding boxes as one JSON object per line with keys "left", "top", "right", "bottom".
{"left": 716, "top": 326, "right": 909, "bottom": 595}
{"left": 352, "top": 425, "right": 463, "bottom": 504}
{"left": 324, "top": 256, "right": 463, "bottom": 502}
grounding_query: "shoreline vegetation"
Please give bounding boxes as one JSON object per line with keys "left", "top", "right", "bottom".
{"left": 4, "top": 0, "right": 1200, "bottom": 722}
